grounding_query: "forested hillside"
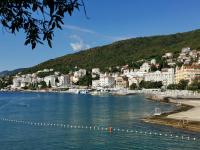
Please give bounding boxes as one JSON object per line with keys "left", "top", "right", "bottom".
{"left": 23, "top": 29, "right": 200, "bottom": 74}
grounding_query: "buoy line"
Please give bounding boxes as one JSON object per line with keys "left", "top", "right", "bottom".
{"left": 0, "top": 118, "right": 198, "bottom": 142}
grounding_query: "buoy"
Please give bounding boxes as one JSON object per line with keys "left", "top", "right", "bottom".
{"left": 108, "top": 127, "right": 112, "bottom": 133}
{"left": 1, "top": 118, "right": 199, "bottom": 142}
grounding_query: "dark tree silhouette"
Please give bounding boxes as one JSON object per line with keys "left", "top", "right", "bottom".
{"left": 0, "top": 0, "right": 85, "bottom": 49}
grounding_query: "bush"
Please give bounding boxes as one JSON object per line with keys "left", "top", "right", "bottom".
{"left": 188, "top": 77, "right": 200, "bottom": 91}
{"left": 37, "top": 71, "right": 54, "bottom": 78}
{"left": 77, "top": 72, "right": 92, "bottom": 86}
{"left": 139, "top": 80, "right": 163, "bottom": 89}
{"left": 130, "top": 83, "right": 138, "bottom": 90}
{"left": 39, "top": 81, "right": 47, "bottom": 89}
{"left": 167, "top": 80, "right": 189, "bottom": 90}
{"left": 177, "top": 79, "right": 189, "bottom": 90}
{"left": 167, "top": 84, "right": 177, "bottom": 90}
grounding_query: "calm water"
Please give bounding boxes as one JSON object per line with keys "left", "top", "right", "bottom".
{"left": 0, "top": 92, "right": 199, "bottom": 150}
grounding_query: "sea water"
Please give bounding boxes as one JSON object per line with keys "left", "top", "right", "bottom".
{"left": 0, "top": 92, "right": 199, "bottom": 150}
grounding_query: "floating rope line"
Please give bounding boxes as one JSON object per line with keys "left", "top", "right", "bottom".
{"left": 0, "top": 118, "right": 198, "bottom": 142}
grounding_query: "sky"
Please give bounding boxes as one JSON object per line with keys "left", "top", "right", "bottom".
{"left": 1, "top": 0, "right": 200, "bottom": 71}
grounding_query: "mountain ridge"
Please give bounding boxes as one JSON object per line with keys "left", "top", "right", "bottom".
{"left": 0, "top": 68, "right": 26, "bottom": 77}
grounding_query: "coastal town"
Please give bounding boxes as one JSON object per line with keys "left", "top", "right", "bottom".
{"left": 1, "top": 47, "right": 200, "bottom": 98}
{"left": 1, "top": 1, "right": 200, "bottom": 149}
{"left": 1, "top": 46, "right": 200, "bottom": 132}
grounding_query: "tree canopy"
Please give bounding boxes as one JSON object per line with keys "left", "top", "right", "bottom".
{"left": 139, "top": 80, "right": 163, "bottom": 89}
{"left": 167, "top": 79, "right": 189, "bottom": 90}
{"left": 0, "top": 0, "right": 85, "bottom": 49}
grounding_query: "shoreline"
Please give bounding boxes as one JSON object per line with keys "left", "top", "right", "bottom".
{"left": 143, "top": 97, "right": 200, "bottom": 132}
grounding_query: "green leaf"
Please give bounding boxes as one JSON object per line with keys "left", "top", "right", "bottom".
{"left": 48, "top": 40, "right": 52, "bottom": 48}
{"left": 50, "top": 22, "right": 55, "bottom": 30}
{"left": 24, "top": 39, "right": 30, "bottom": 45}
{"left": 56, "top": 23, "right": 62, "bottom": 29}
{"left": 32, "top": 42, "right": 36, "bottom": 49}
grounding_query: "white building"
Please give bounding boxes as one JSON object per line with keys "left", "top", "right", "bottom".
{"left": 44, "top": 75, "right": 56, "bottom": 87}
{"left": 43, "top": 69, "right": 50, "bottom": 72}
{"left": 20, "top": 82, "right": 26, "bottom": 88}
{"left": 99, "top": 74, "right": 115, "bottom": 88}
{"left": 23, "top": 76, "right": 32, "bottom": 83}
{"left": 11, "top": 75, "right": 34, "bottom": 89}
{"left": 150, "top": 59, "right": 156, "bottom": 65}
{"left": 74, "top": 69, "right": 87, "bottom": 78}
{"left": 92, "top": 80, "right": 100, "bottom": 88}
{"left": 11, "top": 77, "right": 21, "bottom": 88}
{"left": 189, "top": 50, "right": 198, "bottom": 59}
{"left": 181, "top": 47, "right": 191, "bottom": 53}
{"left": 54, "top": 72, "right": 60, "bottom": 76}
{"left": 140, "top": 62, "right": 150, "bottom": 72}
{"left": 128, "top": 76, "right": 143, "bottom": 86}
{"left": 144, "top": 68, "right": 175, "bottom": 86}
{"left": 71, "top": 69, "right": 87, "bottom": 84}
{"left": 163, "top": 52, "right": 173, "bottom": 58}
{"left": 92, "top": 68, "right": 100, "bottom": 78}
{"left": 57, "top": 75, "right": 70, "bottom": 87}
{"left": 71, "top": 76, "right": 79, "bottom": 84}
{"left": 123, "top": 69, "right": 146, "bottom": 78}
{"left": 36, "top": 77, "right": 43, "bottom": 83}
{"left": 115, "top": 76, "right": 129, "bottom": 89}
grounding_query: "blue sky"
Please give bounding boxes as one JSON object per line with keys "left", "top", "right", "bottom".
{"left": 1, "top": 0, "right": 200, "bottom": 71}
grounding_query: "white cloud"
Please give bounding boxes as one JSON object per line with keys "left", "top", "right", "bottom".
{"left": 69, "top": 35, "right": 90, "bottom": 51}
{"left": 70, "top": 42, "right": 90, "bottom": 51}
{"left": 63, "top": 24, "right": 95, "bottom": 34}
{"left": 63, "top": 24, "right": 130, "bottom": 41}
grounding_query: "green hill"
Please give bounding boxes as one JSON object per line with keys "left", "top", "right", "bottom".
{"left": 23, "top": 29, "right": 200, "bottom": 74}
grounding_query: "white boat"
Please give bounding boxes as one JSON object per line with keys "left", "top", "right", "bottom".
{"left": 68, "top": 89, "right": 80, "bottom": 94}
{"left": 80, "top": 90, "right": 88, "bottom": 94}
{"left": 90, "top": 90, "right": 109, "bottom": 96}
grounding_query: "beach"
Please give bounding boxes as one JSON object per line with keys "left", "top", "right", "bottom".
{"left": 143, "top": 96, "right": 200, "bottom": 132}
{"left": 168, "top": 99, "right": 200, "bottom": 122}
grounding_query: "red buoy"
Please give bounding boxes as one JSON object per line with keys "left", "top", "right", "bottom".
{"left": 109, "top": 127, "right": 112, "bottom": 133}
